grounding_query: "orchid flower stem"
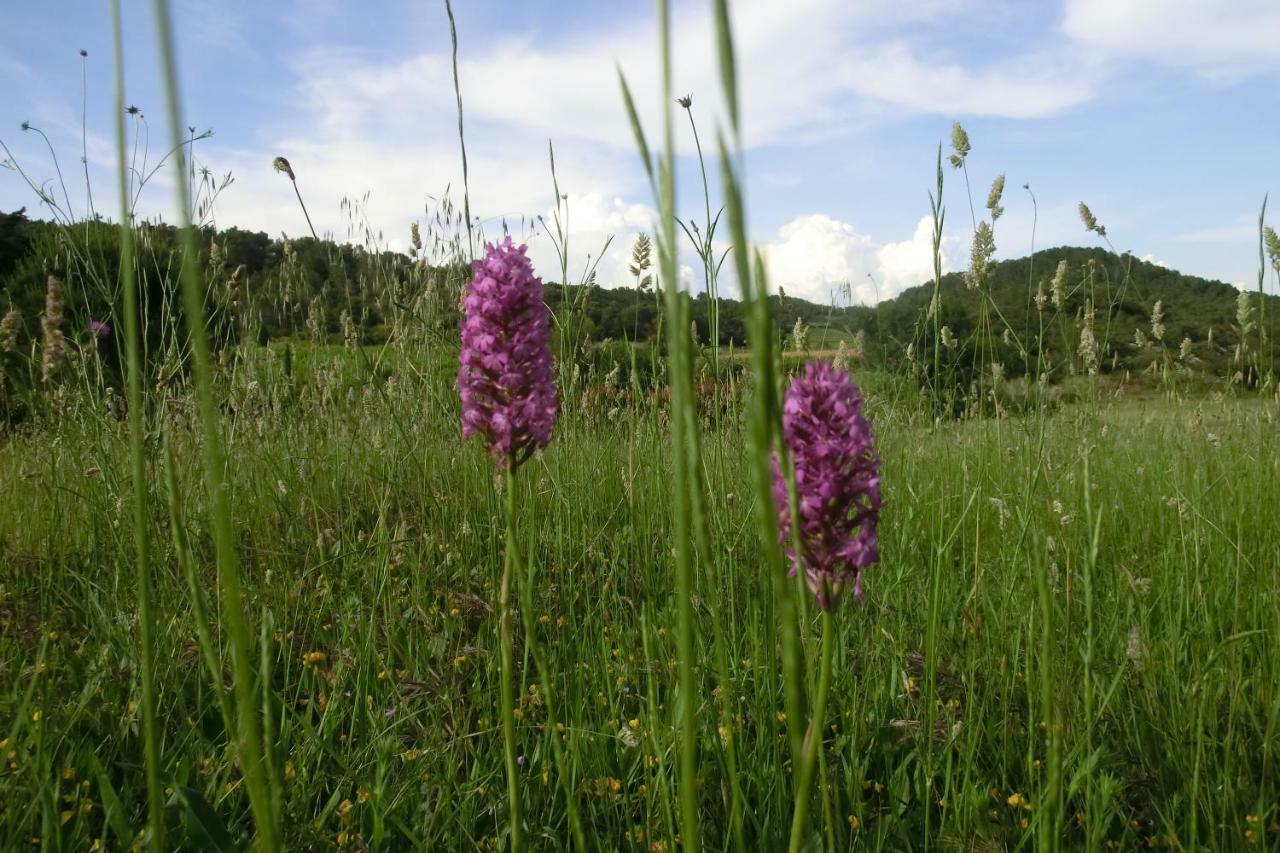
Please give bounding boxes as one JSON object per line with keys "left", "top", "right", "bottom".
{"left": 788, "top": 609, "right": 835, "bottom": 853}
{"left": 511, "top": 470, "right": 587, "bottom": 851}
{"left": 501, "top": 465, "right": 524, "bottom": 853}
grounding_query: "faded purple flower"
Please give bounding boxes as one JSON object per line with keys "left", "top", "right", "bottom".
{"left": 88, "top": 319, "right": 111, "bottom": 338}
{"left": 458, "top": 237, "right": 557, "bottom": 470}
{"left": 773, "top": 361, "right": 881, "bottom": 609}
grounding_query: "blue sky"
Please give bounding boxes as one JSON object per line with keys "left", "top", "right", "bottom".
{"left": 2, "top": 0, "right": 1278, "bottom": 304}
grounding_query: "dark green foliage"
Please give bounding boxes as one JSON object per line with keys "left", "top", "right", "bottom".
{"left": 3, "top": 214, "right": 1274, "bottom": 388}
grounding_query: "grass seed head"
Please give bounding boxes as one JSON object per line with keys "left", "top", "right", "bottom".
{"left": 40, "top": 275, "right": 65, "bottom": 383}
{"left": 948, "top": 122, "right": 970, "bottom": 167}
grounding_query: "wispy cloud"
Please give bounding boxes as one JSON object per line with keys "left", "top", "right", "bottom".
{"left": 1062, "top": 0, "right": 1280, "bottom": 77}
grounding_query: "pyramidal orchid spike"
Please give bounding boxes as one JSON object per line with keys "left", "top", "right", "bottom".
{"left": 458, "top": 237, "right": 558, "bottom": 470}
{"left": 772, "top": 361, "right": 881, "bottom": 609}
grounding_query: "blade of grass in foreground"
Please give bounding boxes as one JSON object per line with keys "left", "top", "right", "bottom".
{"left": 616, "top": 0, "right": 705, "bottom": 848}
{"left": 148, "top": 1, "right": 282, "bottom": 848}
{"left": 658, "top": 0, "right": 702, "bottom": 839}
{"left": 713, "top": 0, "right": 807, "bottom": 759}
{"left": 111, "top": 2, "right": 163, "bottom": 849}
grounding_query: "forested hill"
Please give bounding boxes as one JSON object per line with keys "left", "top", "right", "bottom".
{"left": 553, "top": 244, "right": 1276, "bottom": 380}
{"left": 1, "top": 209, "right": 1275, "bottom": 380}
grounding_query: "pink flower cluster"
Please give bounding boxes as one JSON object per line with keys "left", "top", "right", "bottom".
{"left": 458, "top": 238, "right": 558, "bottom": 469}
{"left": 773, "top": 361, "right": 881, "bottom": 609}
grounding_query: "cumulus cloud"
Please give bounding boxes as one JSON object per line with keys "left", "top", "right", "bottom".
{"left": 759, "top": 214, "right": 954, "bottom": 304}
{"left": 525, "top": 192, "right": 657, "bottom": 290}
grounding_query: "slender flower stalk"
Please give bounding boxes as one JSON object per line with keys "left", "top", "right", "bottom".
{"left": 111, "top": 4, "right": 162, "bottom": 848}
{"left": 272, "top": 155, "right": 318, "bottom": 240}
{"left": 443, "top": 0, "right": 474, "bottom": 259}
{"left": 772, "top": 362, "right": 881, "bottom": 851}
{"left": 708, "top": 0, "right": 809, "bottom": 769}
{"left": 788, "top": 610, "right": 835, "bottom": 853}
{"left": 149, "top": 2, "right": 282, "bottom": 848}
{"left": 458, "top": 237, "right": 559, "bottom": 853}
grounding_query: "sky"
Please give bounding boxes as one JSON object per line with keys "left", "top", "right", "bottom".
{"left": 1, "top": 0, "right": 1278, "bottom": 305}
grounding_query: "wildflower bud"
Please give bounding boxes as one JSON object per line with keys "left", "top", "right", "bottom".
{"left": 772, "top": 362, "right": 881, "bottom": 609}
{"left": 458, "top": 238, "right": 558, "bottom": 470}
{"left": 272, "top": 156, "right": 296, "bottom": 181}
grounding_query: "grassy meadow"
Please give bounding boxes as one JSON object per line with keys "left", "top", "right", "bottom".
{"left": 2, "top": 350, "right": 1280, "bottom": 850}
{"left": 3, "top": 1, "right": 1280, "bottom": 851}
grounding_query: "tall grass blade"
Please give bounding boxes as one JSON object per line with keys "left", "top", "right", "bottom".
{"left": 147, "top": 2, "right": 281, "bottom": 848}
{"left": 111, "top": 3, "right": 163, "bottom": 848}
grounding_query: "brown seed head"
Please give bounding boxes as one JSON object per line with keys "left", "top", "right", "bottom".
{"left": 272, "top": 156, "right": 296, "bottom": 181}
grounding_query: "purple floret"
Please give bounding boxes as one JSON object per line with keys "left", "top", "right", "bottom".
{"left": 773, "top": 361, "right": 881, "bottom": 609}
{"left": 458, "top": 238, "right": 558, "bottom": 470}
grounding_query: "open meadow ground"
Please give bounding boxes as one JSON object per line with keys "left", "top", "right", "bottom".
{"left": 2, "top": 357, "right": 1278, "bottom": 850}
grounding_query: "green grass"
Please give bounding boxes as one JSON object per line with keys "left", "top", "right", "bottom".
{"left": 1, "top": 354, "right": 1278, "bottom": 850}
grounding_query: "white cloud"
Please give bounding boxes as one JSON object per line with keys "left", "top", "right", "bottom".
{"left": 525, "top": 192, "right": 657, "bottom": 290}
{"left": 1062, "top": 0, "right": 1280, "bottom": 75}
{"left": 840, "top": 43, "right": 1093, "bottom": 118}
{"left": 287, "top": 0, "right": 1095, "bottom": 160}
{"left": 759, "top": 214, "right": 954, "bottom": 304}
{"left": 0, "top": 0, "right": 1100, "bottom": 295}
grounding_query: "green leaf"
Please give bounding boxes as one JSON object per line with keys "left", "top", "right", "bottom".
{"left": 166, "top": 786, "right": 240, "bottom": 852}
